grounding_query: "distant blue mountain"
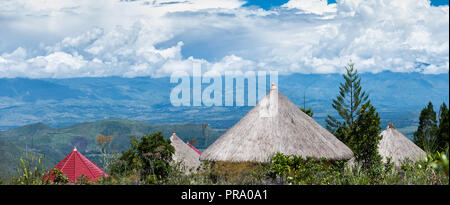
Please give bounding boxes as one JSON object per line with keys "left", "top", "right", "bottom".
{"left": 0, "top": 78, "right": 87, "bottom": 101}
{"left": 0, "top": 72, "right": 448, "bottom": 138}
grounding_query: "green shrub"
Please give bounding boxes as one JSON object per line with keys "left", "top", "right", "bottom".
{"left": 109, "top": 132, "right": 175, "bottom": 184}
{"left": 265, "top": 152, "right": 448, "bottom": 185}
{"left": 266, "top": 153, "right": 346, "bottom": 185}
{"left": 49, "top": 168, "right": 69, "bottom": 184}
{"left": 12, "top": 152, "right": 49, "bottom": 185}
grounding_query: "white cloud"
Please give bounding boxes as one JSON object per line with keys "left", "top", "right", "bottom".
{"left": 0, "top": 0, "right": 448, "bottom": 78}
{"left": 282, "top": 0, "right": 337, "bottom": 15}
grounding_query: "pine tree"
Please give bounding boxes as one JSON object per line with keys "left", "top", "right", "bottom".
{"left": 437, "top": 103, "right": 449, "bottom": 152}
{"left": 352, "top": 103, "right": 383, "bottom": 169}
{"left": 326, "top": 61, "right": 369, "bottom": 144}
{"left": 326, "top": 61, "right": 381, "bottom": 169}
{"left": 414, "top": 102, "right": 438, "bottom": 153}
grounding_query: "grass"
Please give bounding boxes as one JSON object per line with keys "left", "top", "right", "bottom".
{"left": 2, "top": 151, "right": 448, "bottom": 185}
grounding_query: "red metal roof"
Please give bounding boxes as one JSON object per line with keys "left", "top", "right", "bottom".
{"left": 186, "top": 142, "right": 202, "bottom": 155}
{"left": 48, "top": 147, "right": 108, "bottom": 183}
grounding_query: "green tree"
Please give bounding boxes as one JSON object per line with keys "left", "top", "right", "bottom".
{"left": 437, "top": 103, "right": 449, "bottom": 152}
{"left": 139, "top": 132, "right": 174, "bottom": 182}
{"left": 352, "top": 103, "right": 383, "bottom": 169}
{"left": 300, "top": 107, "right": 314, "bottom": 117}
{"left": 414, "top": 102, "right": 438, "bottom": 153}
{"left": 325, "top": 61, "right": 383, "bottom": 169}
{"left": 50, "top": 168, "right": 69, "bottom": 184}
{"left": 110, "top": 132, "right": 175, "bottom": 184}
{"left": 326, "top": 61, "right": 369, "bottom": 144}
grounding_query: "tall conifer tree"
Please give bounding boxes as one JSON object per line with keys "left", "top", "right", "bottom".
{"left": 326, "top": 61, "right": 382, "bottom": 168}
{"left": 414, "top": 102, "right": 438, "bottom": 153}
{"left": 353, "top": 103, "right": 383, "bottom": 169}
{"left": 326, "top": 61, "right": 369, "bottom": 144}
{"left": 437, "top": 103, "right": 449, "bottom": 152}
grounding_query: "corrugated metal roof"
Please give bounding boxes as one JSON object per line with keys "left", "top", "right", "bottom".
{"left": 186, "top": 142, "right": 202, "bottom": 155}
{"left": 49, "top": 147, "right": 108, "bottom": 183}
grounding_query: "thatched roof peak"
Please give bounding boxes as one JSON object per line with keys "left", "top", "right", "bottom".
{"left": 170, "top": 132, "right": 201, "bottom": 173}
{"left": 270, "top": 82, "right": 277, "bottom": 90}
{"left": 388, "top": 123, "right": 395, "bottom": 129}
{"left": 200, "top": 87, "right": 354, "bottom": 162}
{"left": 379, "top": 124, "right": 426, "bottom": 165}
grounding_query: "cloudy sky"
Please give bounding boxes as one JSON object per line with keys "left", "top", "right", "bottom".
{"left": 0, "top": 0, "right": 448, "bottom": 78}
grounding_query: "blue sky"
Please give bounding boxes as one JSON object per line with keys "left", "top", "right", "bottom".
{"left": 244, "top": 0, "right": 449, "bottom": 9}
{"left": 430, "top": 0, "right": 450, "bottom": 6}
{"left": 0, "top": 0, "right": 448, "bottom": 78}
{"left": 243, "top": 0, "right": 290, "bottom": 9}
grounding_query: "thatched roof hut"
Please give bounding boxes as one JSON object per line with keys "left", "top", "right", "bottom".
{"left": 170, "top": 132, "right": 201, "bottom": 173}
{"left": 379, "top": 123, "right": 427, "bottom": 165}
{"left": 200, "top": 83, "right": 354, "bottom": 162}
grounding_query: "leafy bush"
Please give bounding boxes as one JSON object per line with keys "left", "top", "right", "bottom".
{"left": 265, "top": 152, "right": 448, "bottom": 185}
{"left": 109, "top": 132, "right": 175, "bottom": 184}
{"left": 75, "top": 174, "right": 90, "bottom": 185}
{"left": 49, "top": 168, "right": 69, "bottom": 184}
{"left": 266, "top": 153, "right": 346, "bottom": 185}
{"left": 426, "top": 152, "right": 448, "bottom": 177}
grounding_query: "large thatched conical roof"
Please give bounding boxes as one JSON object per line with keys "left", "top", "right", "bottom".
{"left": 200, "top": 84, "right": 354, "bottom": 162}
{"left": 170, "top": 132, "right": 201, "bottom": 173}
{"left": 379, "top": 123, "right": 427, "bottom": 165}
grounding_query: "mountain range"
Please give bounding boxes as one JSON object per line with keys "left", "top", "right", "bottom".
{"left": 1, "top": 72, "right": 448, "bottom": 133}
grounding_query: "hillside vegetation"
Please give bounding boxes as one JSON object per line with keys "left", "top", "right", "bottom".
{"left": 0, "top": 119, "right": 222, "bottom": 179}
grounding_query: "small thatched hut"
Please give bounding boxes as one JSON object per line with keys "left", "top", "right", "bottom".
{"left": 170, "top": 132, "right": 201, "bottom": 173}
{"left": 379, "top": 123, "right": 427, "bottom": 165}
{"left": 200, "top": 83, "right": 354, "bottom": 162}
